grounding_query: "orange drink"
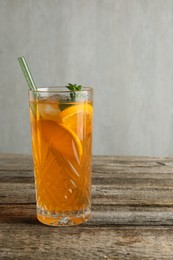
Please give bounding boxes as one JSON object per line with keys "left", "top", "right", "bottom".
{"left": 29, "top": 87, "right": 93, "bottom": 226}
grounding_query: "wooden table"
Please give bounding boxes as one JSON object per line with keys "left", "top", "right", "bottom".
{"left": 1, "top": 154, "right": 173, "bottom": 259}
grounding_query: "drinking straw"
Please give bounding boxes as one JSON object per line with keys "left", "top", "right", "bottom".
{"left": 18, "top": 56, "right": 38, "bottom": 116}
{"left": 18, "top": 56, "right": 38, "bottom": 92}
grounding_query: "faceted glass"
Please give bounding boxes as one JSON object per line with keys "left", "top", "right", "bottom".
{"left": 28, "top": 87, "right": 93, "bottom": 226}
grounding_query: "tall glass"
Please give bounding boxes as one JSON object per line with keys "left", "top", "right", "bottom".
{"left": 28, "top": 87, "right": 93, "bottom": 226}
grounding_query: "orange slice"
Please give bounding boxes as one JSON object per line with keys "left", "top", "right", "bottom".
{"left": 37, "top": 120, "right": 82, "bottom": 160}
{"left": 58, "top": 103, "right": 93, "bottom": 139}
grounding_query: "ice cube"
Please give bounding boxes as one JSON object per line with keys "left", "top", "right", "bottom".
{"left": 38, "top": 95, "right": 61, "bottom": 120}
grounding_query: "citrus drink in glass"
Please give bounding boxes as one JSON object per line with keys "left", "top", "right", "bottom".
{"left": 29, "top": 87, "right": 93, "bottom": 226}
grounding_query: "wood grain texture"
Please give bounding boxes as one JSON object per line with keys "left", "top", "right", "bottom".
{"left": 1, "top": 154, "right": 173, "bottom": 259}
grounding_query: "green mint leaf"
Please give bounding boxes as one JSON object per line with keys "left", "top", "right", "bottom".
{"left": 65, "top": 83, "right": 83, "bottom": 102}
{"left": 70, "top": 92, "right": 75, "bottom": 101}
{"left": 76, "top": 85, "right": 82, "bottom": 91}
{"left": 59, "top": 102, "right": 72, "bottom": 111}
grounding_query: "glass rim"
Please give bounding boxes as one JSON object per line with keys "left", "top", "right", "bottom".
{"left": 28, "top": 86, "right": 93, "bottom": 93}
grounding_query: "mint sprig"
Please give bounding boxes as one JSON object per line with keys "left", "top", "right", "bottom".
{"left": 66, "top": 83, "right": 82, "bottom": 91}
{"left": 59, "top": 83, "right": 83, "bottom": 111}
{"left": 66, "top": 83, "right": 82, "bottom": 102}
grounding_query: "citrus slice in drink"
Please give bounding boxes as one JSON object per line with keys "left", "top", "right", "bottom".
{"left": 37, "top": 120, "right": 82, "bottom": 160}
{"left": 58, "top": 103, "right": 93, "bottom": 139}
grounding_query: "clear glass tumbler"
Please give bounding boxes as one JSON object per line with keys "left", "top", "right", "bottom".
{"left": 28, "top": 87, "right": 93, "bottom": 226}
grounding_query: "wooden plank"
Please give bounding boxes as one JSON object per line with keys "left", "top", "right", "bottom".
{"left": 0, "top": 154, "right": 33, "bottom": 171}
{"left": 1, "top": 204, "right": 173, "bottom": 226}
{"left": 93, "top": 155, "right": 173, "bottom": 163}
{"left": 1, "top": 182, "right": 173, "bottom": 205}
{"left": 1, "top": 223, "right": 173, "bottom": 259}
{"left": 0, "top": 183, "right": 35, "bottom": 203}
{"left": 2, "top": 169, "right": 173, "bottom": 183}
{"left": 0, "top": 170, "right": 34, "bottom": 183}
{"left": 92, "top": 185, "right": 173, "bottom": 206}
{"left": 1, "top": 154, "right": 173, "bottom": 170}
{"left": 1, "top": 170, "right": 173, "bottom": 186}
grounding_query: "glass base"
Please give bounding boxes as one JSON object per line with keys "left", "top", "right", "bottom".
{"left": 36, "top": 206, "right": 91, "bottom": 226}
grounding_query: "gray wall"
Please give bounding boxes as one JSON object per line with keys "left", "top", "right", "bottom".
{"left": 1, "top": 0, "right": 173, "bottom": 156}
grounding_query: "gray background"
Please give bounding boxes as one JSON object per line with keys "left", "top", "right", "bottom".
{"left": 1, "top": 0, "right": 173, "bottom": 156}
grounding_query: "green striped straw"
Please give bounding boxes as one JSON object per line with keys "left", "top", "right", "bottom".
{"left": 18, "top": 56, "right": 38, "bottom": 92}
{"left": 18, "top": 56, "right": 39, "bottom": 116}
